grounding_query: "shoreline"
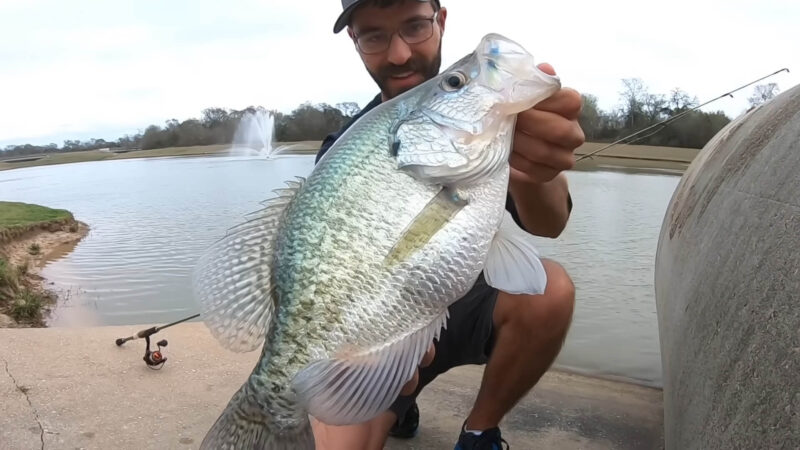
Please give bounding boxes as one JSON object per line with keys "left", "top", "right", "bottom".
{"left": 2, "top": 141, "right": 699, "bottom": 174}
{"left": 0, "top": 218, "right": 89, "bottom": 328}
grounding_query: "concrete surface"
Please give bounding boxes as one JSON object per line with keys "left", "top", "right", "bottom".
{"left": 1, "top": 323, "right": 663, "bottom": 450}
{"left": 655, "top": 85, "right": 800, "bottom": 450}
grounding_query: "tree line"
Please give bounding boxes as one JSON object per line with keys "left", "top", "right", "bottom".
{"left": 1, "top": 81, "right": 781, "bottom": 158}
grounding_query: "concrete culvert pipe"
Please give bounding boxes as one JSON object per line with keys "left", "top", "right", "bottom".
{"left": 655, "top": 84, "right": 800, "bottom": 449}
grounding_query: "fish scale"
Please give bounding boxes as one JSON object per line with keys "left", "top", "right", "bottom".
{"left": 257, "top": 102, "right": 507, "bottom": 409}
{"left": 194, "top": 33, "right": 560, "bottom": 449}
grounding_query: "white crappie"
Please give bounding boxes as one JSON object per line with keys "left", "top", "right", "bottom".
{"left": 193, "top": 33, "right": 561, "bottom": 449}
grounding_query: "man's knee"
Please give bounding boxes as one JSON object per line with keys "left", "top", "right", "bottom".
{"left": 494, "top": 259, "right": 575, "bottom": 339}
{"left": 311, "top": 411, "right": 396, "bottom": 450}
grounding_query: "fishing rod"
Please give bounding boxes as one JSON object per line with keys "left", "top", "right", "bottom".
{"left": 575, "top": 67, "right": 790, "bottom": 162}
{"left": 115, "top": 313, "right": 201, "bottom": 369}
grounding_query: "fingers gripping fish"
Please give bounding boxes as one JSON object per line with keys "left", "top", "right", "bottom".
{"left": 192, "top": 33, "right": 561, "bottom": 449}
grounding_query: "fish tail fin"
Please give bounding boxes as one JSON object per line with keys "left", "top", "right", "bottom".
{"left": 200, "top": 382, "right": 314, "bottom": 450}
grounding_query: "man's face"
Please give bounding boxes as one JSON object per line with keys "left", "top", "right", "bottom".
{"left": 348, "top": 1, "right": 447, "bottom": 100}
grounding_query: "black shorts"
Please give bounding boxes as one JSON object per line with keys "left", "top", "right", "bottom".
{"left": 389, "top": 273, "right": 499, "bottom": 418}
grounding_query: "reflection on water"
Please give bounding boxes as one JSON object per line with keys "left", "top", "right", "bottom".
{"left": 0, "top": 155, "right": 678, "bottom": 386}
{"left": 536, "top": 171, "right": 679, "bottom": 386}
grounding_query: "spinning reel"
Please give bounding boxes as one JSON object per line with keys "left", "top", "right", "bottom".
{"left": 115, "top": 314, "right": 199, "bottom": 370}
{"left": 142, "top": 334, "right": 169, "bottom": 369}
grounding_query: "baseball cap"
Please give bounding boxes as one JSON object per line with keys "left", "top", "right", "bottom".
{"left": 333, "top": 0, "right": 438, "bottom": 33}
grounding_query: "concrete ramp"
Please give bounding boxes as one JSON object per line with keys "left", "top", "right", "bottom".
{"left": 1, "top": 324, "right": 662, "bottom": 449}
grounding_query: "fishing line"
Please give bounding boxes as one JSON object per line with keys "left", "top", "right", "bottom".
{"left": 574, "top": 68, "right": 790, "bottom": 162}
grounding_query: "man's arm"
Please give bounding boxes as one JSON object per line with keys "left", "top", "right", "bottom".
{"left": 507, "top": 64, "right": 584, "bottom": 238}
{"left": 509, "top": 173, "right": 571, "bottom": 238}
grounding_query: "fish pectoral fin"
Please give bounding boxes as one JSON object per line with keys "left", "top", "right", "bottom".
{"left": 292, "top": 312, "right": 448, "bottom": 426}
{"left": 384, "top": 186, "right": 468, "bottom": 266}
{"left": 192, "top": 177, "right": 303, "bottom": 353}
{"left": 393, "top": 116, "right": 468, "bottom": 171}
{"left": 484, "top": 210, "right": 548, "bottom": 295}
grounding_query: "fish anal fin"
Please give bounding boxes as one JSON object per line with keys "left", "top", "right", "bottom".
{"left": 292, "top": 312, "right": 448, "bottom": 426}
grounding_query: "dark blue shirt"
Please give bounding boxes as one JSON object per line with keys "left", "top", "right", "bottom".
{"left": 315, "top": 93, "right": 572, "bottom": 233}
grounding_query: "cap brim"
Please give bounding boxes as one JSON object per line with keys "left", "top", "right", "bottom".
{"left": 334, "top": 0, "right": 434, "bottom": 33}
{"left": 333, "top": 1, "right": 362, "bottom": 33}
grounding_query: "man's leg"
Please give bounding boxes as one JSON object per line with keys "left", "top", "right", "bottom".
{"left": 311, "top": 259, "right": 573, "bottom": 447}
{"left": 312, "top": 346, "right": 436, "bottom": 450}
{"left": 311, "top": 412, "right": 396, "bottom": 450}
{"left": 464, "top": 258, "right": 575, "bottom": 431}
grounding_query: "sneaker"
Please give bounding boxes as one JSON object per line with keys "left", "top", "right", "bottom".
{"left": 454, "top": 424, "right": 510, "bottom": 450}
{"left": 388, "top": 402, "right": 419, "bottom": 439}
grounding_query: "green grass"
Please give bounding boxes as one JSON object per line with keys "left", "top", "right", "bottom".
{"left": 0, "top": 258, "right": 49, "bottom": 324}
{"left": 0, "top": 142, "right": 322, "bottom": 171}
{"left": 0, "top": 203, "right": 76, "bottom": 325}
{"left": 0, "top": 150, "right": 110, "bottom": 171}
{"left": 0, "top": 257, "right": 17, "bottom": 289}
{"left": 10, "top": 289, "right": 44, "bottom": 321}
{"left": 0, "top": 201, "right": 73, "bottom": 230}
{"left": 16, "top": 260, "right": 29, "bottom": 276}
{"left": 1, "top": 141, "right": 699, "bottom": 174}
{"left": 110, "top": 144, "right": 231, "bottom": 159}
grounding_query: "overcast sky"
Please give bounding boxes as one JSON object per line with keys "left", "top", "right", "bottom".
{"left": 1, "top": 0, "right": 798, "bottom": 147}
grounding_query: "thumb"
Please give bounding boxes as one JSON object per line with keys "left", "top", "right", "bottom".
{"left": 537, "top": 62, "right": 556, "bottom": 76}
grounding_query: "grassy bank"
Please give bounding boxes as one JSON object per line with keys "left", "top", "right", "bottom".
{"left": 0, "top": 202, "right": 86, "bottom": 327}
{"left": 573, "top": 142, "right": 699, "bottom": 174}
{"left": 0, "top": 201, "right": 73, "bottom": 228}
{"left": 1, "top": 141, "right": 700, "bottom": 173}
{"left": 0, "top": 142, "right": 319, "bottom": 171}
{"left": 0, "top": 201, "right": 75, "bottom": 242}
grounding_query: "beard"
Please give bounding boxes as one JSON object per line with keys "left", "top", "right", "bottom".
{"left": 366, "top": 41, "right": 442, "bottom": 99}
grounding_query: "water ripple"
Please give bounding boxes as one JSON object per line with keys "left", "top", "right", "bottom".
{"left": 0, "top": 156, "right": 678, "bottom": 386}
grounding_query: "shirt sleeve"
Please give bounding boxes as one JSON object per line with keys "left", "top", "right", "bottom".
{"left": 315, "top": 130, "right": 340, "bottom": 164}
{"left": 315, "top": 94, "right": 382, "bottom": 165}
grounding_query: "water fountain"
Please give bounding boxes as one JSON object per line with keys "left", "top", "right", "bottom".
{"left": 230, "top": 109, "right": 275, "bottom": 157}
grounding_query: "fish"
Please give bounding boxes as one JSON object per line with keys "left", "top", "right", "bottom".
{"left": 192, "top": 32, "right": 561, "bottom": 449}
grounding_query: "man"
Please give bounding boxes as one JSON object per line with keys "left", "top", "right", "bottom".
{"left": 311, "top": 1, "right": 584, "bottom": 448}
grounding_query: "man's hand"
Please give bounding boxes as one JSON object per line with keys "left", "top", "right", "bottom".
{"left": 506, "top": 63, "right": 584, "bottom": 238}
{"left": 510, "top": 63, "right": 584, "bottom": 185}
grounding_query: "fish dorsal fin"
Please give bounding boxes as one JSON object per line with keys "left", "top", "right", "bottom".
{"left": 484, "top": 210, "right": 547, "bottom": 295}
{"left": 192, "top": 177, "right": 304, "bottom": 352}
{"left": 292, "top": 312, "right": 449, "bottom": 426}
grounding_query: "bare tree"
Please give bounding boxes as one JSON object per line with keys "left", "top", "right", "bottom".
{"left": 335, "top": 102, "right": 361, "bottom": 118}
{"left": 667, "top": 88, "right": 697, "bottom": 113}
{"left": 619, "top": 78, "right": 649, "bottom": 129}
{"left": 748, "top": 83, "right": 780, "bottom": 108}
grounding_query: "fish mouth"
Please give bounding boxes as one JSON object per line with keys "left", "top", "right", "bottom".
{"left": 478, "top": 33, "right": 561, "bottom": 112}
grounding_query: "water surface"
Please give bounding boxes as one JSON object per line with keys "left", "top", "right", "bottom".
{"left": 0, "top": 156, "right": 679, "bottom": 386}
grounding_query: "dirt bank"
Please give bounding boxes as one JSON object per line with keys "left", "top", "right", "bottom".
{"left": 0, "top": 220, "right": 89, "bottom": 327}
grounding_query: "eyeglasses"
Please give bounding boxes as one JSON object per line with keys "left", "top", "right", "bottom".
{"left": 353, "top": 12, "right": 438, "bottom": 55}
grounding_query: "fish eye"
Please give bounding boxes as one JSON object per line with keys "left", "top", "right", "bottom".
{"left": 441, "top": 72, "right": 467, "bottom": 91}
